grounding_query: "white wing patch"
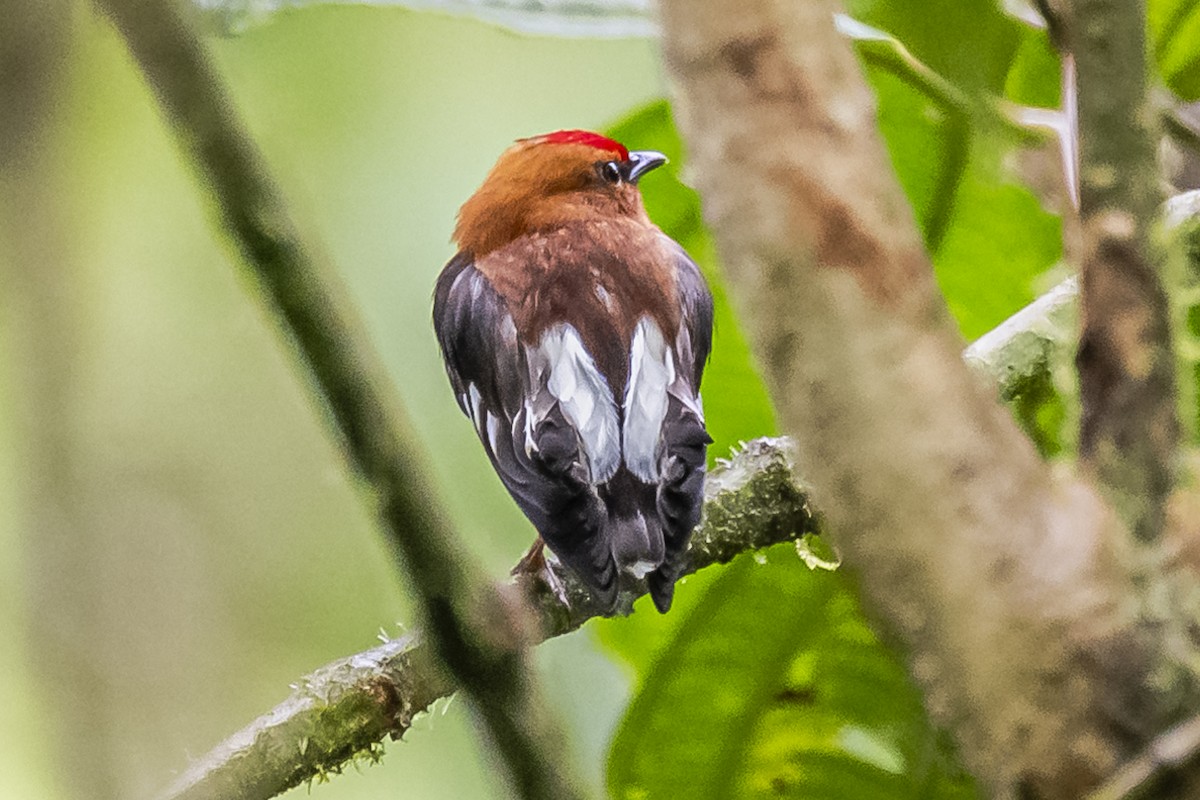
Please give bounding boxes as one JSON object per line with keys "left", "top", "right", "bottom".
{"left": 485, "top": 411, "right": 503, "bottom": 454}
{"left": 623, "top": 317, "right": 675, "bottom": 482}
{"left": 533, "top": 324, "right": 621, "bottom": 484}
{"left": 467, "top": 383, "right": 485, "bottom": 431}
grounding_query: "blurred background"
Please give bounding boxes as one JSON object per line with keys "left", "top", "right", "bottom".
{"left": 0, "top": 7, "right": 674, "bottom": 798}
{"left": 1, "top": 0, "right": 1103, "bottom": 796}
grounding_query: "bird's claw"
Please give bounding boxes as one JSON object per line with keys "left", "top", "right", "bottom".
{"left": 539, "top": 561, "right": 570, "bottom": 608}
{"left": 512, "top": 540, "right": 571, "bottom": 607}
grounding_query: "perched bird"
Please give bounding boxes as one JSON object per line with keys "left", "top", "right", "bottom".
{"left": 432, "top": 130, "right": 713, "bottom": 614}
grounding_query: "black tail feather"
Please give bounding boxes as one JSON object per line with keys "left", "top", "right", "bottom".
{"left": 531, "top": 409, "right": 620, "bottom": 612}
{"left": 650, "top": 401, "right": 711, "bottom": 613}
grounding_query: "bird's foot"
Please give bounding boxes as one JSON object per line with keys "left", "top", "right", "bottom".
{"left": 512, "top": 539, "right": 570, "bottom": 607}
{"left": 539, "top": 560, "right": 570, "bottom": 607}
{"left": 511, "top": 537, "right": 546, "bottom": 576}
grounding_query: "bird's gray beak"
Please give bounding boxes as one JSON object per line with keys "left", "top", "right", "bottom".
{"left": 624, "top": 150, "right": 668, "bottom": 184}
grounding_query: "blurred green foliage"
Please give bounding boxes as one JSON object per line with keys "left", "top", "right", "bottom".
{"left": 608, "top": 546, "right": 975, "bottom": 800}
{"left": 1, "top": 7, "right": 663, "bottom": 800}
{"left": 6, "top": 1, "right": 1200, "bottom": 799}
{"left": 848, "top": 0, "right": 1064, "bottom": 338}
{"left": 1151, "top": 0, "right": 1200, "bottom": 99}
{"left": 850, "top": 0, "right": 1023, "bottom": 92}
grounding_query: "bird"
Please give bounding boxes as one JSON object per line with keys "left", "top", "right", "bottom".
{"left": 432, "top": 129, "right": 713, "bottom": 614}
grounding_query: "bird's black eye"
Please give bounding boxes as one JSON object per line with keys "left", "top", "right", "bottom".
{"left": 599, "top": 161, "right": 622, "bottom": 185}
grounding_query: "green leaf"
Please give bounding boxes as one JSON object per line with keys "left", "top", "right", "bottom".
{"left": 193, "top": 0, "right": 656, "bottom": 37}
{"left": 933, "top": 147, "right": 1063, "bottom": 339}
{"left": 844, "top": 0, "right": 1022, "bottom": 93}
{"left": 1150, "top": 0, "right": 1200, "bottom": 99}
{"left": 606, "top": 546, "right": 977, "bottom": 800}
{"left": 1004, "top": 25, "right": 1062, "bottom": 108}
{"left": 840, "top": 15, "right": 973, "bottom": 251}
{"left": 841, "top": 13, "right": 1058, "bottom": 272}
{"left": 607, "top": 546, "right": 836, "bottom": 800}
{"left": 857, "top": 51, "right": 969, "bottom": 251}
{"left": 832, "top": 9, "right": 1064, "bottom": 338}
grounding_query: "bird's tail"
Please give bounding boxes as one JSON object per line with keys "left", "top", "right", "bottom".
{"left": 608, "top": 511, "right": 666, "bottom": 579}
{"left": 602, "top": 468, "right": 667, "bottom": 581}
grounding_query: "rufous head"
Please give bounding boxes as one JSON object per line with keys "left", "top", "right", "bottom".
{"left": 454, "top": 130, "right": 668, "bottom": 257}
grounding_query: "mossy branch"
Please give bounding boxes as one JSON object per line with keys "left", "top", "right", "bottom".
{"left": 157, "top": 438, "right": 816, "bottom": 800}
{"left": 1071, "top": 0, "right": 1178, "bottom": 541}
{"left": 964, "top": 275, "right": 1078, "bottom": 401}
{"left": 964, "top": 190, "right": 1200, "bottom": 412}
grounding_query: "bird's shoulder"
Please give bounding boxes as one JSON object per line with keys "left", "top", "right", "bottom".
{"left": 477, "top": 220, "right": 681, "bottom": 334}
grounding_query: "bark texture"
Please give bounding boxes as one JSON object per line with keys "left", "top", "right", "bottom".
{"left": 1071, "top": 0, "right": 1177, "bottom": 543}
{"left": 657, "top": 1, "right": 1193, "bottom": 796}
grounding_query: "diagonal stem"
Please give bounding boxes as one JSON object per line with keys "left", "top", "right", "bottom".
{"left": 157, "top": 438, "right": 814, "bottom": 800}
{"left": 1071, "top": 0, "right": 1178, "bottom": 541}
{"left": 93, "top": 0, "right": 586, "bottom": 797}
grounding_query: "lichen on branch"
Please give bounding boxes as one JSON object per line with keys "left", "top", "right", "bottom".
{"left": 1072, "top": 0, "right": 1178, "bottom": 541}
{"left": 157, "top": 438, "right": 816, "bottom": 800}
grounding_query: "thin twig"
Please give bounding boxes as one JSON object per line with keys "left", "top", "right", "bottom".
{"left": 94, "top": 1, "right": 585, "bottom": 797}
{"left": 1072, "top": 0, "right": 1177, "bottom": 541}
{"left": 1032, "top": 0, "right": 1068, "bottom": 50}
{"left": 1163, "top": 105, "right": 1200, "bottom": 161}
{"left": 1085, "top": 714, "right": 1200, "bottom": 800}
{"left": 157, "top": 438, "right": 816, "bottom": 800}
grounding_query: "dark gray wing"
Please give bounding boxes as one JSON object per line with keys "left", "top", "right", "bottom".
{"left": 433, "top": 253, "right": 524, "bottom": 422}
{"left": 673, "top": 242, "right": 715, "bottom": 389}
{"left": 648, "top": 241, "right": 714, "bottom": 613}
{"left": 432, "top": 252, "right": 620, "bottom": 610}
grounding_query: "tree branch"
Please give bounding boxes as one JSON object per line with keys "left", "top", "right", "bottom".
{"left": 1085, "top": 713, "right": 1200, "bottom": 800}
{"left": 964, "top": 275, "right": 1077, "bottom": 401}
{"left": 157, "top": 438, "right": 815, "bottom": 800}
{"left": 94, "top": 1, "right": 583, "bottom": 797}
{"left": 657, "top": 1, "right": 1193, "bottom": 796}
{"left": 1071, "top": 0, "right": 1178, "bottom": 541}
{"left": 964, "top": 189, "right": 1200, "bottom": 410}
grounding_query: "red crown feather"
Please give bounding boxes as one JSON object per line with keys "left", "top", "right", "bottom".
{"left": 528, "top": 129, "right": 630, "bottom": 161}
